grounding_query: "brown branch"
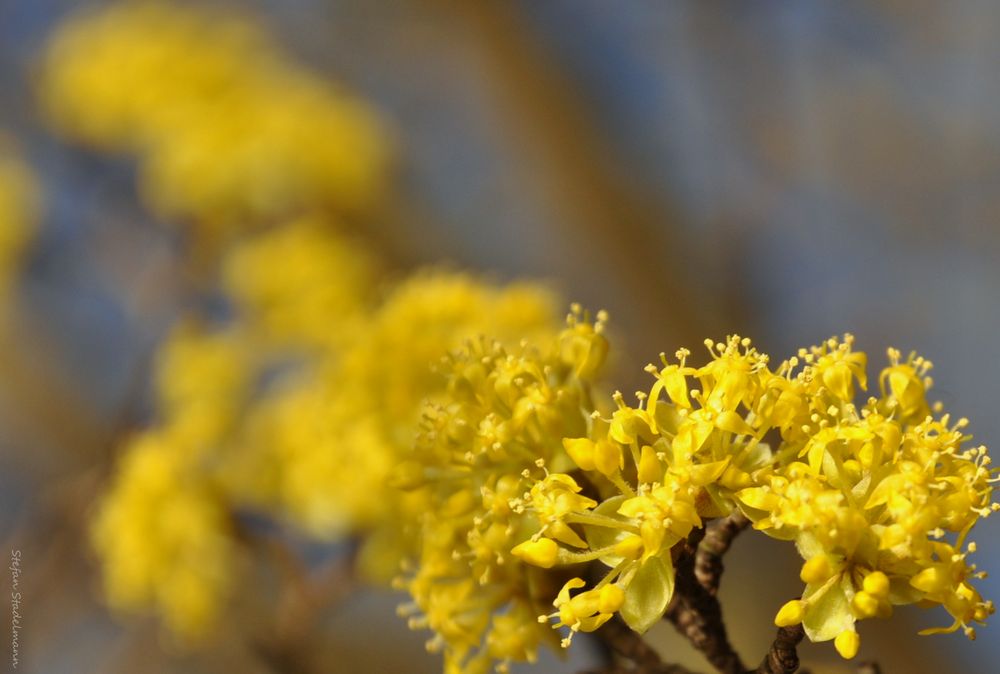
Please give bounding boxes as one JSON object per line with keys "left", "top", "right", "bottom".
{"left": 585, "top": 617, "right": 700, "bottom": 674}
{"left": 667, "top": 532, "right": 746, "bottom": 674}
{"left": 586, "top": 517, "right": 877, "bottom": 674}
{"left": 582, "top": 608, "right": 703, "bottom": 674}
{"left": 237, "top": 526, "right": 360, "bottom": 674}
{"left": 599, "top": 617, "right": 667, "bottom": 670}
{"left": 695, "top": 512, "right": 749, "bottom": 596}
{"left": 252, "top": 642, "right": 317, "bottom": 674}
{"left": 581, "top": 665, "right": 699, "bottom": 674}
{"left": 591, "top": 516, "right": 869, "bottom": 674}
{"left": 751, "top": 624, "right": 804, "bottom": 674}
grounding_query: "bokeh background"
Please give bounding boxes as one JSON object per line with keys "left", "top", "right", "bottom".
{"left": 2, "top": 1, "right": 999, "bottom": 673}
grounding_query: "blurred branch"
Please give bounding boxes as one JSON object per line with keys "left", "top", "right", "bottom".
{"left": 239, "top": 526, "right": 361, "bottom": 674}
{"left": 436, "top": 0, "right": 722, "bottom": 365}
{"left": 0, "top": 300, "right": 170, "bottom": 671}
{"left": 0, "top": 317, "right": 112, "bottom": 456}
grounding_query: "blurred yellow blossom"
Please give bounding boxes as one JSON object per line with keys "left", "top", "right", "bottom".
{"left": 231, "top": 272, "right": 562, "bottom": 559}
{"left": 152, "top": 322, "right": 255, "bottom": 451}
{"left": 41, "top": 3, "right": 268, "bottom": 150}
{"left": 91, "top": 428, "right": 238, "bottom": 640}
{"left": 41, "top": 2, "right": 389, "bottom": 233}
{"left": 94, "top": 253, "right": 569, "bottom": 639}
{"left": 221, "top": 216, "right": 379, "bottom": 350}
{"left": 91, "top": 323, "right": 252, "bottom": 638}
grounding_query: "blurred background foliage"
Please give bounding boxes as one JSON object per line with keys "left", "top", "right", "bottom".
{"left": 2, "top": 1, "right": 1000, "bottom": 673}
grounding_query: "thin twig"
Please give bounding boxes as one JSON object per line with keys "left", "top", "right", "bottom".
{"left": 695, "top": 512, "right": 749, "bottom": 596}
{"left": 667, "top": 531, "right": 746, "bottom": 674}
{"left": 598, "top": 618, "right": 667, "bottom": 670}
{"left": 585, "top": 616, "right": 701, "bottom": 674}
{"left": 239, "top": 528, "right": 361, "bottom": 674}
{"left": 580, "top": 665, "right": 699, "bottom": 674}
{"left": 751, "top": 624, "right": 804, "bottom": 674}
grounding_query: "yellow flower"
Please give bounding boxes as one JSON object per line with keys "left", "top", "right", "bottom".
{"left": 138, "top": 72, "right": 388, "bottom": 225}
{"left": 233, "top": 373, "right": 395, "bottom": 538}
{"left": 745, "top": 344, "right": 995, "bottom": 657}
{"left": 41, "top": 3, "right": 268, "bottom": 149}
{"left": 619, "top": 480, "right": 700, "bottom": 560}
{"left": 397, "top": 308, "right": 608, "bottom": 673}
{"left": 545, "top": 578, "right": 623, "bottom": 646}
{"left": 521, "top": 337, "right": 776, "bottom": 639}
{"left": 519, "top": 333, "right": 997, "bottom": 659}
{"left": 880, "top": 348, "right": 932, "bottom": 424}
{"left": 526, "top": 474, "right": 596, "bottom": 548}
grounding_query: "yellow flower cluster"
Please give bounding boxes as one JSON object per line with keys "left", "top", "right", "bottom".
{"left": 221, "top": 216, "right": 379, "bottom": 350}
{"left": 0, "top": 143, "right": 38, "bottom": 302}
{"left": 92, "top": 202, "right": 566, "bottom": 634}
{"left": 395, "top": 308, "right": 609, "bottom": 674}
{"left": 90, "top": 219, "right": 380, "bottom": 636}
{"left": 41, "top": 2, "right": 388, "bottom": 234}
{"left": 512, "top": 334, "right": 995, "bottom": 660}
{"left": 231, "top": 271, "right": 562, "bottom": 577}
{"left": 152, "top": 322, "right": 254, "bottom": 451}
{"left": 55, "top": 1, "right": 395, "bottom": 638}
{"left": 91, "top": 431, "right": 237, "bottom": 639}
{"left": 91, "top": 324, "right": 252, "bottom": 638}
{"left": 55, "top": 6, "right": 995, "bottom": 669}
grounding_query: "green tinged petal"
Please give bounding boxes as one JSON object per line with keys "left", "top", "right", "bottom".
{"left": 620, "top": 554, "right": 675, "bottom": 634}
{"left": 802, "top": 575, "right": 856, "bottom": 642}
{"left": 584, "top": 495, "right": 632, "bottom": 567}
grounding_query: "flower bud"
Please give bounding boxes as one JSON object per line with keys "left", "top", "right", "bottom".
{"left": 852, "top": 591, "right": 879, "bottom": 618}
{"left": 800, "top": 556, "right": 832, "bottom": 584}
{"left": 774, "top": 599, "right": 805, "bottom": 627}
{"left": 862, "top": 571, "right": 890, "bottom": 599}
{"left": 613, "top": 535, "right": 644, "bottom": 560}
{"left": 835, "top": 630, "right": 860, "bottom": 659}
{"left": 511, "top": 538, "right": 559, "bottom": 568}
{"left": 598, "top": 584, "right": 625, "bottom": 614}
{"left": 563, "top": 438, "right": 596, "bottom": 472}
